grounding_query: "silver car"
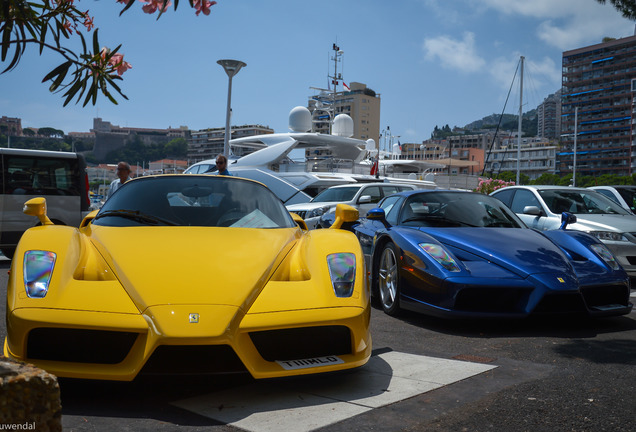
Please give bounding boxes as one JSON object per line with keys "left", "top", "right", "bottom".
{"left": 286, "top": 183, "right": 417, "bottom": 229}
{"left": 492, "top": 185, "right": 636, "bottom": 281}
{"left": 589, "top": 185, "right": 636, "bottom": 214}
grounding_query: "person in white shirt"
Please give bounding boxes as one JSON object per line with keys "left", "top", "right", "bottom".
{"left": 107, "top": 161, "right": 132, "bottom": 199}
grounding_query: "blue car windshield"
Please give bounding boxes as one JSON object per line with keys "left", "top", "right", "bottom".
{"left": 397, "top": 192, "right": 525, "bottom": 228}
{"left": 93, "top": 175, "right": 296, "bottom": 228}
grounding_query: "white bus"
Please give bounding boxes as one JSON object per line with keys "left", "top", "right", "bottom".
{"left": 0, "top": 148, "right": 90, "bottom": 258}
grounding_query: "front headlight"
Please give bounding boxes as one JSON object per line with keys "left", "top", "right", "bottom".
{"left": 590, "top": 243, "right": 621, "bottom": 270}
{"left": 308, "top": 206, "right": 333, "bottom": 218}
{"left": 24, "top": 250, "right": 56, "bottom": 298}
{"left": 588, "top": 231, "right": 629, "bottom": 242}
{"left": 327, "top": 253, "right": 356, "bottom": 297}
{"left": 419, "top": 243, "right": 461, "bottom": 272}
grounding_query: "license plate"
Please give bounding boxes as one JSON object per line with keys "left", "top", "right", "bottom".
{"left": 276, "top": 356, "right": 344, "bottom": 370}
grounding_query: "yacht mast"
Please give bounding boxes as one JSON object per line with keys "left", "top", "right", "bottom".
{"left": 329, "top": 43, "right": 343, "bottom": 134}
{"left": 517, "top": 56, "right": 524, "bottom": 184}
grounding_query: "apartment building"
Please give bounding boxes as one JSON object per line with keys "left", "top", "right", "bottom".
{"left": 484, "top": 140, "right": 557, "bottom": 180}
{"left": 537, "top": 90, "right": 562, "bottom": 139}
{"left": 558, "top": 33, "right": 636, "bottom": 176}
{"left": 187, "top": 124, "right": 274, "bottom": 162}
{"left": 307, "top": 82, "right": 381, "bottom": 142}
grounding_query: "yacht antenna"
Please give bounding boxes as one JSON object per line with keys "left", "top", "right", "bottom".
{"left": 328, "top": 43, "right": 344, "bottom": 134}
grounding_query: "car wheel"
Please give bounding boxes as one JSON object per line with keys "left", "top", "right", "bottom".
{"left": 378, "top": 242, "right": 401, "bottom": 316}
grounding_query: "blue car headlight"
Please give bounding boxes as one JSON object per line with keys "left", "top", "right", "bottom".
{"left": 24, "top": 250, "right": 56, "bottom": 298}
{"left": 327, "top": 253, "right": 356, "bottom": 297}
{"left": 590, "top": 243, "right": 621, "bottom": 270}
{"left": 419, "top": 243, "right": 461, "bottom": 272}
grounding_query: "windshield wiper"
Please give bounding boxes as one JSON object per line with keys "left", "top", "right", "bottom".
{"left": 93, "top": 209, "right": 177, "bottom": 226}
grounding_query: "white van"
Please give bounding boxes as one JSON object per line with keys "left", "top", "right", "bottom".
{"left": 0, "top": 148, "right": 90, "bottom": 258}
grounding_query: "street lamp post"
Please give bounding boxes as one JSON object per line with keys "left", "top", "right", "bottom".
{"left": 217, "top": 59, "right": 246, "bottom": 157}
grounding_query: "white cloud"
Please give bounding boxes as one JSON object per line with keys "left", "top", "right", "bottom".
{"left": 488, "top": 55, "right": 560, "bottom": 93}
{"left": 478, "top": 0, "right": 635, "bottom": 50}
{"left": 423, "top": 32, "right": 486, "bottom": 73}
{"left": 476, "top": 0, "right": 573, "bottom": 17}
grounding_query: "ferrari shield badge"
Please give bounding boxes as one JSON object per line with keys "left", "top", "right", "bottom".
{"left": 189, "top": 313, "right": 200, "bottom": 323}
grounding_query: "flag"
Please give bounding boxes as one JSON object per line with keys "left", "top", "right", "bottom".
{"left": 398, "top": 140, "right": 402, "bottom": 151}
{"left": 370, "top": 159, "right": 379, "bottom": 176}
{"left": 343, "top": 82, "right": 350, "bottom": 91}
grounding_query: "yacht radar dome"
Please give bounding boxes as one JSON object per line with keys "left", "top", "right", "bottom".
{"left": 288, "top": 106, "right": 312, "bottom": 132}
{"left": 332, "top": 114, "right": 354, "bottom": 137}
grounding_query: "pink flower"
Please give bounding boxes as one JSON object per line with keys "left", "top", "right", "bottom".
{"left": 194, "top": 0, "right": 216, "bottom": 16}
{"left": 83, "top": 12, "right": 94, "bottom": 31}
{"left": 108, "top": 53, "right": 132, "bottom": 76}
{"left": 141, "top": 0, "right": 171, "bottom": 14}
{"left": 63, "top": 20, "right": 74, "bottom": 34}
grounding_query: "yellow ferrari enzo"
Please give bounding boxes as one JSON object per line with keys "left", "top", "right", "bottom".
{"left": 4, "top": 175, "right": 371, "bottom": 381}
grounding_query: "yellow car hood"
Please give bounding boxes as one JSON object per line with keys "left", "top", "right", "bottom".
{"left": 89, "top": 226, "right": 298, "bottom": 312}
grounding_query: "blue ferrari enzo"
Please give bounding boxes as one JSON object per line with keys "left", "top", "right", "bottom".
{"left": 352, "top": 190, "right": 633, "bottom": 319}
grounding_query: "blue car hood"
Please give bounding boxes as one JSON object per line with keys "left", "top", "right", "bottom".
{"left": 418, "top": 227, "right": 572, "bottom": 277}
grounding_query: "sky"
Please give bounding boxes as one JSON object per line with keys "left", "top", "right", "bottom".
{"left": 1, "top": 0, "right": 635, "bottom": 145}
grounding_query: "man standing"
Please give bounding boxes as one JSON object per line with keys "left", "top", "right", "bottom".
{"left": 107, "top": 161, "right": 132, "bottom": 199}
{"left": 216, "top": 154, "right": 231, "bottom": 176}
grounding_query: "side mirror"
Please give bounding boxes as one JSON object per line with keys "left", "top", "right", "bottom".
{"left": 289, "top": 212, "right": 308, "bottom": 231}
{"left": 79, "top": 210, "right": 99, "bottom": 228}
{"left": 330, "top": 204, "right": 359, "bottom": 230}
{"left": 523, "top": 205, "right": 542, "bottom": 216}
{"left": 23, "top": 197, "right": 53, "bottom": 226}
{"left": 559, "top": 212, "right": 577, "bottom": 230}
{"left": 358, "top": 195, "right": 372, "bottom": 204}
{"left": 366, "top": 207, "right": 386, "bottom": 220}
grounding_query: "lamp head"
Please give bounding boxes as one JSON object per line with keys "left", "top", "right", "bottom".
{"left": 217, "top": 59, "right": 247, "bottom": 78}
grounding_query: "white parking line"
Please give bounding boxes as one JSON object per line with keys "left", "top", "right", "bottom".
{"left": 172, "top": 351, "right": 497, "bottom": 432}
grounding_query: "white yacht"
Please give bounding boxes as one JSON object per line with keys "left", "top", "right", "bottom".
{"left": 185, "top": 107, "right": 440, "bottom": 204}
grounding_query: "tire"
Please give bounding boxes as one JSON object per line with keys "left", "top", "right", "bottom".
{"left": 377, "top": 242, "right": 401, "bottom": 316}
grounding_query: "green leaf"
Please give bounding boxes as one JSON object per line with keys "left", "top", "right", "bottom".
{"left": 1, "top": 20, "right": 13, "bottom": 61}
{"left": 118, "top": 0, "right": 136, "bottom": 16}
{"left": 42, "top": 60, "right": 72, "bottom": 83}
{"left": 49, "top": 64, "right": 70, "bottom": 92}
{"left": 92, "top": 28, "right": 99, "bottom": 56}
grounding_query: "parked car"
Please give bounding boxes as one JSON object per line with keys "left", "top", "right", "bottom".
{"left": 4, "top": 175, "right": 371, "bottom": 381}
{"left": 589, "top": 185, "right": 636, "bottom": 214}
{"left": 352, "top": 189, "right": 632, "bottom": 319}
{"left": 491, "top": 185, "right": 636, "bottom": 282}
{"left": 0, "top": 148, "right": 91, "bottom": 258}
{"left": 286, "top": 182, "right": 417, "bottom": 229}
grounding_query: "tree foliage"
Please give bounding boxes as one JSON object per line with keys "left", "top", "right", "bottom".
{"left": 37, "top": 127, "right": 64, "bottom": 137}
{"left": 483, "top": 171, "right": 636, "bottom": 187}
{"left": 1, "top": 0, "right": 216, "bottom": 106}
{"left": 596, "top": 0, "right": 636, "bottom": 19}
{"left": 104, "top": 136, "right": 187, "bottom": 164}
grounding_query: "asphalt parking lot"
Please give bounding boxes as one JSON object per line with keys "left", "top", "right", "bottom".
{"left": 1, "top": 255, "right": 635, "bottom": 431}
